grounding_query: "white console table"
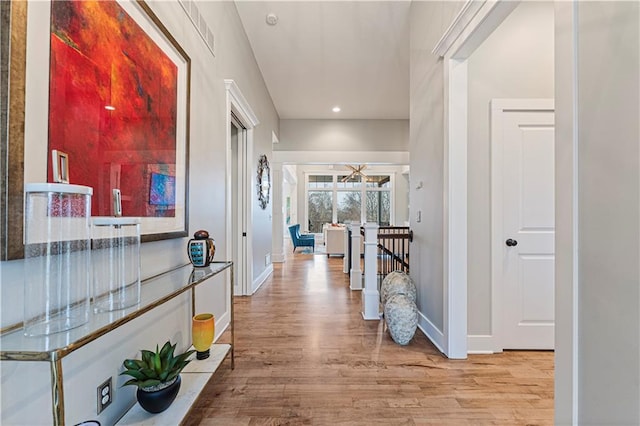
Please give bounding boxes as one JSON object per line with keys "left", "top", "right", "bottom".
{"left": 0, "top": 262, "right": 234, "bottom": 426}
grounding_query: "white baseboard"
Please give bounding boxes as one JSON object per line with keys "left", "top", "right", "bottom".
{"left": 252, "top": 264, "right": 273, "bottom": 294}
{"left": 467, "top": 334, "right": 498, "bottom": 354}
{"left": 417, "top": 311, "right": 445, "bottom": 355}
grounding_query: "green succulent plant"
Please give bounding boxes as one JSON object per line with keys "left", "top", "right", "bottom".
{"left": 120, "top": 341, "right": 195, "bottom": 389}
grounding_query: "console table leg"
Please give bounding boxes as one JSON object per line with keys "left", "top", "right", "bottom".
{"left": 230, "top": 265, "right": 235, "bottom": 370}
{"left": 51, "top": 359, "right": 65, "bottom": 425}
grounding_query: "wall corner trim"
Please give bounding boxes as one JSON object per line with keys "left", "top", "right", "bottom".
{"left": 432, "top": 0, "right": 485, "bottom": 57}
{"left": 417, "top": 311, "right": 446, "bottom": 354}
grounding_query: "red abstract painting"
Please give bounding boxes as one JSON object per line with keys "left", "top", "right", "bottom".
{"left": 48, "top": 0, "right": 178, "bottom": 218}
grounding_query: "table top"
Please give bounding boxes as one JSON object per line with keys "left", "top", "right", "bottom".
{"left": 0, "top": 262, "right": 232, "bottom": 361}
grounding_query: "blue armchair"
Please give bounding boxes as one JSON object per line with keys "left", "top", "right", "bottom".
{"left": 288, "top": 224, "right": 315, "bottom": 252}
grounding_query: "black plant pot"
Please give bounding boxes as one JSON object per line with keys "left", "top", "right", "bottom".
{"left": 136, "top": 376, "right": 181, "bottom": 414}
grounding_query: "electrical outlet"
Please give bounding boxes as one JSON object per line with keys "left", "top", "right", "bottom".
{"left": 97, "top": 377, "right": 112, "bottom": 414}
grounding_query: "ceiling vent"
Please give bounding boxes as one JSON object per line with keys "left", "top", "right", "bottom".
{"left": 177, "top": 0, "right": 215, "bottom": 57}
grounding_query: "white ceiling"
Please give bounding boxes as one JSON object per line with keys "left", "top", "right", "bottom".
{"left": 235, "top": 1, "right": 411, "bottom": 120}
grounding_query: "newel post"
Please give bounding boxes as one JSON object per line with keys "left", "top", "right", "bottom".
{"left": 343, "top": 224, "right": 350, "bottom": 274}
{"left": 362, "top": 222, "right": 381, "bottom": 320}
{"left": 348, "top": 222, "right": 362, "bottom": 290}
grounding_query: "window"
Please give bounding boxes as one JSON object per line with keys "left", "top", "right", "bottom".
{"left": 306, "top": 172, "right": 394, "bottom": 232}
{"left": 337, "top": 191, "right": 361, "bottom": 223}
{"left": 365, "top": 176, "right": 391, "bottom": 226}
{"left": 308, "top": 175, "right": 333, "bottom": 189}
{"left": 366, "top": 175, "right": 391, "bottom": 188}
{"left": 337, "top": 175, "right": 362, "bottom": 189}
{"left": 366, "top": 191, "right": 390, "bottom": 225}
{"left": 307, "top": 175, "right": 333, "bottom": 233}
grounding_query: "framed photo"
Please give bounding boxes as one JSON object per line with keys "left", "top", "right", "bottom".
{"left": 1, "top": 0, "right": 191, "bottom": 259}
{"left": 51, "top": 150, "right": 69, "bottom": 184}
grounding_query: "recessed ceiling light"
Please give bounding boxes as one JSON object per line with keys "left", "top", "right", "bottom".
{"left": 332, "top": 106, "right": 341, "bottom": 113}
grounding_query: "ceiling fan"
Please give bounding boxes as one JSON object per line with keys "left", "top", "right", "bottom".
{"left": 341, "top": 164, "right": 368, "bottom": 182}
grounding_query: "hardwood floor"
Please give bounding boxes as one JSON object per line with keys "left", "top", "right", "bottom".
{"left": 185, "top": 252, "right": 554, "bottom": 425}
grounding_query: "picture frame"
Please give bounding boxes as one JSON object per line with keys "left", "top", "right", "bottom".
{"left": 51, "top": 150, "right": 69, "bottom": 184}
{"left": 1, "top": 0, "right": 191, "bottom": 260}
{"left": 0, "top": 0, "right": 27, "bottom": 261}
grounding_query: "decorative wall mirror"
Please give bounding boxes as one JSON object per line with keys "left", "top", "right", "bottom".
{"left": 257, "top": 154, "right": 270, "bottom": 209}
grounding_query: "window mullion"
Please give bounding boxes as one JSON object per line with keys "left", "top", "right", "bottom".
{"left": 361, "top": 185, "right": 366, "bottom": 224}
{"left": 331, "top": 174, "right": 338, "bottom": 223}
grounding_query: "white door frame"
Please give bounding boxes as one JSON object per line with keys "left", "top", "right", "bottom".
{"left": 225, "top": 79, "right": 259, "bottom": 296}
{"left": 432, "top": 0, "right": 520, "bottom": 359}
{"left": 490, "top": 98, "right": 555, "bottom": 352}
{"left": 436, "top": 1, "right": 578, "bottom": 422}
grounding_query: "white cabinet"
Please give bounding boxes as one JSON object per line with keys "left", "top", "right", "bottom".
{"left": 325, "top": 226, "right": 347, "bottom": 256}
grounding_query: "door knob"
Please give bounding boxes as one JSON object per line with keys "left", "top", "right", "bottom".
{"left": 505, "top": 239, "right": 518, "bottom": 247}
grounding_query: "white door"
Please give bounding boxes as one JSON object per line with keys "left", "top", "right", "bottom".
{"left": 492, "top": 99, "right": 555, "bottom": 350}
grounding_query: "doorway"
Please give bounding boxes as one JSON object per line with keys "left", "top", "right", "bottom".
{"left": 225, "top": 79, "right": 259, "bottom": 296}
{"left": 230, "top": 113, "right": 249, "bottom": 296}
{"left": 434, "top": 1, "right": 554, "bottom": 357}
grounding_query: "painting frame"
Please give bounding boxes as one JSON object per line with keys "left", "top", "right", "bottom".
{"left": 0, "top": 0, "right": 27, "bottom": 261}
{"left": 1, "top": 0, "right": 191, "bottom": 260}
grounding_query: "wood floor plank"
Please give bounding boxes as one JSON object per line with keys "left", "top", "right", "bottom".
{"left": 186, "top": 251, "right": 554, "bottom": 425}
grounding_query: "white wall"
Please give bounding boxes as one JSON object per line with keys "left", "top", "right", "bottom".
{"left": 556, "top": 2, "right": 640, "bottom": 423}
{"left": 277, "top": 119, "right": 408, "bottom": 152}
{"left": 395, "top": 170, "right": 410, "bottom": 226}
{"left": 553, "top": 4, "right": 577, "bottom": 422}
{"left": 283, "top": 165, "right": 298, "bottom": 237}
{"left": 0, "top": 1, "right": 277, "bottom": 424}
{"left": 466, "top": 2, "right": 554, "bottom": 337}
{"left": 211, "top": 4, "right": 278, "bottom": 292}
{"left": 409, "top": 1, "right": 463, "bottom": 345}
